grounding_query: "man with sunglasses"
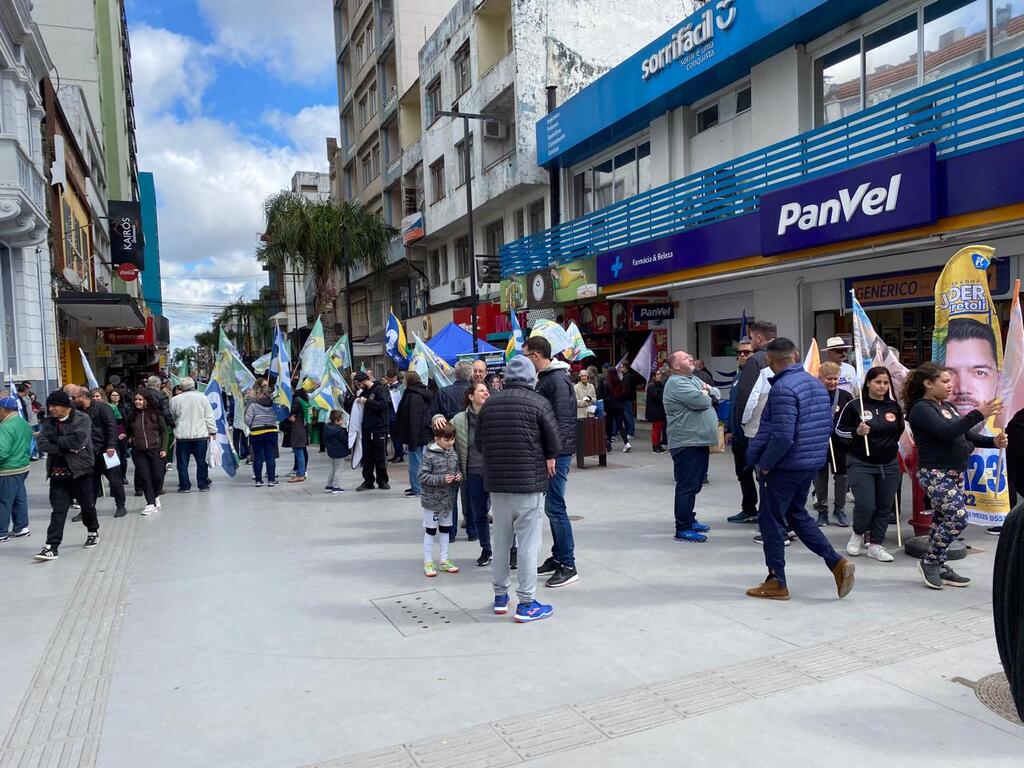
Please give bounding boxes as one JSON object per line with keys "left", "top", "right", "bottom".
{"left": 728, "top": 339, "right": 758, "bottom": 524}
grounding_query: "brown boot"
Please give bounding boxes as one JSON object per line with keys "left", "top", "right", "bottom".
{"left": 831, "top": 558, "right": 855, "bottom": 598}
{"left": 745, "top": 577, "right": 790, "bottom": 600}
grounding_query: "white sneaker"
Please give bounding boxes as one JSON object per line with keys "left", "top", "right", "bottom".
{"left": 155, "top": 497, "right": 161, "bottom": 509}
{"left": 141, "top": 504, "right": 157, "bottom": 516}
{"left": 846, "top": 532, "right": 864, "bottom": 556}
{"left": 866, "top": 543, "right": 894, "bottom": 562}
{"left": 623, "top": 442, "right": 632, "bottom": 453}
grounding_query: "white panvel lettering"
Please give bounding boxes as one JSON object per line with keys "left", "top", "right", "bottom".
{"left": 776, "top": 173, "right": 904, "bottom": 236}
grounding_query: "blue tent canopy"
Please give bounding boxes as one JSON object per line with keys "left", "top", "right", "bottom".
{"left": 425, "top": 322, "right": 501, "bottom": 364}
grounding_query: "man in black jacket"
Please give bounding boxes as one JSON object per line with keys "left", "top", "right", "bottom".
{"left": 728, "top": 321, "right": 776, "bottom": 523}
{"left": 34, "top": 391, "right": 98, "bottom": 561}
{"left": 354, "top": 371, "right": 391, "bottom": 491}
{"left": 74, "top": 387, "right": 127, "bottom": 518}
{"left": 524, "top": 336, "right": 579, "bottom": 588}
{"left": 476, "top": 355, "right": 561, "bottom": 623}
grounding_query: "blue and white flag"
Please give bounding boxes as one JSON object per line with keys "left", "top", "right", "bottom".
{"left": 271, "top": 325, "right": 293, "bottom": 420}
{"left": 385, "top": 308, "right": 408, "bottom": 367}
{"left": 204, "top": 379, "right": 238, "bottom": 478}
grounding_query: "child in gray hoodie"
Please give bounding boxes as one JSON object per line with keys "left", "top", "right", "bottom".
{"left": 417, "top": 422, "right": 461, "bottom": 577}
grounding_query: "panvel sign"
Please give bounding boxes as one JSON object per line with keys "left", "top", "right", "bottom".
{"left": 760, "top": 145, "right": 937, "bottom": 256}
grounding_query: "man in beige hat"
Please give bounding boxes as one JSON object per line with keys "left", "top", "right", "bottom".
{"left": 824, "top": 336, "right": 858, "bottom": 395}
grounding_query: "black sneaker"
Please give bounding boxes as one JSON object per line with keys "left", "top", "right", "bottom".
{"left": 546, "top": 566, "right": 579, "bottom": 588}
{"left": 114, "top": 507, "right": 127, "bottom": 518}
{"left": 84, "top": 533, "right": 99, "bottom": 548}
{"left": 537, "top": 556, "right": 560, "bottom": 575}
{"left": 753, "top": 534, "right": 791, "bottom": 547}
{"left": 816, "top": 514, "right": 829, "bottom": 527}
{"left": 509, "top": 547, "right": 518, "bottom": 570}
{"left": 986, "top": 527, "right": 1002, "bottom": 536}
{"left": 356, "top": 483, "right": 374, "bottom": 492}
{"left": 727, "top": 511, "right": 757, "bottom": 524}
{"left": 940, "top": 565, "right": 971, "bottom": 587}
{"left": 34, "top": 545, "right": 58, "bottom": 561}
{"left": 379, "top": 483, "right": 391, "bottom": 490}
{"left": 254, "top": 479, "right": 264, "bottom": 487}
{"left": 134, "top": 490, "right": 144, "bottom": 497}
{"left": 919, "top": 560, "right": 943, "bottom": 589}
{"left": 177, "top": 488, "right": 191, "bottom": 494}
{"left": 476, "top": 549, "right": 492, "bottom": 567}
{"left": 72, "top": 513, "right": 82, "bottom": 523}
{"left": 0, "top": 534, "right": 8, "bottom": 543}
{"left": 268, "top": 479, "right": 279, "bottom": 487}
{"left": 403, "top": 489, "right": 418, "bottom": 497}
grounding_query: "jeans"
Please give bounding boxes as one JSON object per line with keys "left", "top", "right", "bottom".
{"left": 544, "top": 454, "right": 575, "bottom": 568}
{"left": 175, "top": 438, "right": 210, "bottom": 490}
{"left": 731, "top": 434, "right": 758, "bottom": 516}
{"left": 251, "top": 432, "right": 278, "bottom": 482}
{"left": 407, "top": 445, "right": 423, "bottom": 494}
{"left": 460, "top": 483, "right": 474, "bottom": 539}
{"left": 132, "top": 448, "right": 165, "bottom": 505}
{"left": 390, "top": 416, "right": 404, "bottom": 459}
{"left": 0, "top": 472, "right": 29, "bottom": 533}
{"left": 757, "top": 469, "right": 842, "bottom": 587}
{"left": 293, "top": 447, "right": 307, "bottom": 477}
{"left": 624, "top": 402, "right": 635, "bottom": 436}
{"left": 605, "top": 404, "right": 629, "bottom": 445}
{"left": 670, "top": 446, "right": 709, "bottom": 532}
{"left": 490, "top": 492, "right": 545, "bottom": 604}
{"left": 92, "top": 454, "right": 126, "bottom": 509}
{"left": 47, "top": 474, "right": 98, "bottom": 549}
{"left": 847, "top": 456, "right": 901, "bottom": 543}
{"left": 466, "top": 472, "right": 490, "bottom": 552}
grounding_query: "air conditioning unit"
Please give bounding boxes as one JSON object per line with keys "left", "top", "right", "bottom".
{"left": 482, "top": 119, "right": 506, "bottom": 141}
{"left": 450, "top": 277, "right": 468, "bottom": 296}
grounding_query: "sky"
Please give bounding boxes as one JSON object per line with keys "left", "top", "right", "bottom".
{"left": 124, "top": 0, "right": 339, "bottom": 351}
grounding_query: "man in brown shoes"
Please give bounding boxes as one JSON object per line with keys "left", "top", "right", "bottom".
{"left": 744, "top": 338, "right": 855, "bottom": 600}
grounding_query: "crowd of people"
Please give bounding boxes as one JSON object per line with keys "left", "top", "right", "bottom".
{"left": 3, "top": 319, "right": 1022, "bottom": 623}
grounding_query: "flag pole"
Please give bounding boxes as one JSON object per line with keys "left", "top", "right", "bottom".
{"left": 894, "top": 488, "right": 903, "bottom": 550}
{"left": 850, "top": 290, "right": 870, "bottom": 457}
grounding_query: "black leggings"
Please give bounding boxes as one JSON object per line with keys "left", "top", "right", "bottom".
{"left": 133, "top": 448, "right": 166, "bottom": 505}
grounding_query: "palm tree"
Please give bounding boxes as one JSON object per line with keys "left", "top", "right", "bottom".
{"left": 213, "top": 299, "right": 272, "bottom": 359}
{"left": 255, "top": 193, "right": 398, "bottom": 345}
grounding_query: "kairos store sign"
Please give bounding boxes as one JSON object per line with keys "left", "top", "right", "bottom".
{"left": 641, "top": 0, "right": 737, "bottom": 80}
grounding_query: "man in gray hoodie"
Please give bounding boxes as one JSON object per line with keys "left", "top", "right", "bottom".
{"left": 524, "top": 336, "right": 579, "bottom": 589}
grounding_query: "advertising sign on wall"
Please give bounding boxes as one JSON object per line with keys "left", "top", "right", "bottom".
{"left": 551, "top": 258, "right": 599, "bottom": 303}
{"left": 500, "top": 275, "right": 527, "bottom": 312}
{"left": 108, "top": 200, "right": 145, "bottom": 268}
{"left": 526, "top": 269, "right": 554, "bottom": 307}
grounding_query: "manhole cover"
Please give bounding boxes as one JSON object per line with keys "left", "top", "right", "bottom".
{"left": 975, "top": 673, "right": 1023, "bottom": 725}
{"left": 371, "top": 589, "right": 476, "bottom": 637}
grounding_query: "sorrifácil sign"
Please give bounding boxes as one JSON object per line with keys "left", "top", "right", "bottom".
{"left": 641, "top": 0, "right": 737, "bottom": 80}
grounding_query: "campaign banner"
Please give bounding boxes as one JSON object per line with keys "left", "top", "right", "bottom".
{"left": 931, "top": 244, "right": 1009, "bottom": 525}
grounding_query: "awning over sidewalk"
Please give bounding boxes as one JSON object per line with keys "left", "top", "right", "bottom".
{"left": 56, "top": 291, "right": 146, "bottom": 329}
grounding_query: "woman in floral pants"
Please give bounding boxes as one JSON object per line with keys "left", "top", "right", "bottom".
{"left": 905, "top": 363, "right": 1007, "bottom": 589}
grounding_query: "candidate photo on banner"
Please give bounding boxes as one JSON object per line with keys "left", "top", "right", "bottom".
{"left": 932, "top": 244, "right": 1010, "bottom": 526}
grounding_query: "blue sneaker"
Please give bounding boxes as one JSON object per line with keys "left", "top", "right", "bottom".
{"left": 674, "top": 529, "right": 708, "bottom": 543}
{"left": 691, "top": 520, "right": 711, "bottom": 533}
{"left": 493, "top": 594, "right": 510, "bottom": 615}
{"left": 514, "top": 600, "right": 553, "bottom": 623}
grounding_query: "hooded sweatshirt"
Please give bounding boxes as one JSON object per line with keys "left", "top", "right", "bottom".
{"left": 245, "top": 396, "right": 279, "bottom": 435}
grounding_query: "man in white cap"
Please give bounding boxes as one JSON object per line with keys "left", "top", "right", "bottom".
{"left": 825, "top": 336, "right": 858, "bottom": 396}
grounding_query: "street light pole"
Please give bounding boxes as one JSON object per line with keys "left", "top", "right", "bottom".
{"left": 438, "top": 108, "right": 492, "bottom": 354}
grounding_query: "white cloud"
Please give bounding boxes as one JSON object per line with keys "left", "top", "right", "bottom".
{"left": 196, "top": 0, "right": 335, "bottom": 84}
{"left": 131, "top": 21, "right": 337, "bottom": 351}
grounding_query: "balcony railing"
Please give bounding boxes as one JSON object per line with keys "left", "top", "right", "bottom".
{"left": 383, "top": 85, "right": 398, "bottom": 114}
{"left": 500, "top": 48, "right": 1024, "bottom": 278}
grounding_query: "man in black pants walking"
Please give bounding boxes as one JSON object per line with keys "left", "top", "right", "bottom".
{"left": 34, "top": 391, "right": 99, "bottom": 561}
{"left": 75, "top": 386, "right": 127, "bottom": 517}
{"left": 354, "top": 371, "right": 390, "bottom": 491}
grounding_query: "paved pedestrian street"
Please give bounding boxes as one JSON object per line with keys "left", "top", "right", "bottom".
{"left": 1, "top": 448, "right": 1021, "bottom": 768}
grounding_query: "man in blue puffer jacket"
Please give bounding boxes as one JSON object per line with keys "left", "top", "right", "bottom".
{"left": 746, "top": 338, "right": 855, "bottom": 601}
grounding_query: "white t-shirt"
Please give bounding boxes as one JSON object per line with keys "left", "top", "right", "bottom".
{"left": 837, "top": 362, "right": 858, "bottom": 396}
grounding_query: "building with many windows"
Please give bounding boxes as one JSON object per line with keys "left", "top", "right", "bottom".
{"left": 500, "top": 0, "right": 1024, "bottom": 376}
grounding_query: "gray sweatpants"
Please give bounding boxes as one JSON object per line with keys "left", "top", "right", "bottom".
{"left": 325, "top": 457, "right": 345, "bottom": 489}
{"left": 847, "top": 456, "right": 901, "bottom": 544}
{"left": 490, "top": 491, "right": 544, "bottom": 604}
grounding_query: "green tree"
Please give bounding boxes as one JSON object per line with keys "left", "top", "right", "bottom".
{"left": 255, "top": 193, "right": 398, "bottom": 345}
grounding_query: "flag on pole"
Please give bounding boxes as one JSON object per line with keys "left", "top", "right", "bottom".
{"left": 177, "top": 359, "right": 189, "bottom": 379}
{"left": 849, "top": 291, "right": 909, "bottom": 400}
{"left": 629, "top": 332, "right": 656, "bottom": 381}
{"left": 204, "top": 379, "right": 238, "bottom": 478}
{"left": 6, "top": 371, "right": 26, "bottom": 420}
{"left": 310, "top": 355, "right": 350, "bottom": 428}
{"left": 803, "top": 338, "right": 821, "bottom": 377}
{"left": 385, "top": 308, "right": 408, "bottom": 366}
{"left": 996, "top": 279, "right": 1023, "bottom": 431}
{"left": 78, "top": 347, "right": 99, "bottom": 389}
{"left": 271, "top": 325, "right": 293, "bottom": 420}
{"left": 739, "top": 309, "right": 748, "bottom": 341}
{"left": 409, "top": 333, "right": 454, "bottom": 387}
{"left": 298, "top": 316, "right": 326, "bottom": 391}
{"left": 252, "top": 351, "right": 272, "bottom": 374}
{"left": 564, "top": 321, "right": 596, "bottom": 361}
{"left": 505, "top": 311, "right": 524, "bottom": 362}
{"left": 616, "top": 352, "right": 629, "bottom": 370}
{"left": 529, "top": 319, "right": 573, "bottom": 357}
{"left": 328, "top": 334, "right": 353, "bottom": 371}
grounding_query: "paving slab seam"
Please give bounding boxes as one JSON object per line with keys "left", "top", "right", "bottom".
{"left": 303, "top": 603, "right": 997, "bottom": 768}
{"left": 0, "top": 515, "right": 139, "bottom": 768}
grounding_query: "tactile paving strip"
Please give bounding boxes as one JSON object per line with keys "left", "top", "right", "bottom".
{"left": 371, "top": 590, "right": 477, "bottom": 637}
{"left": 0, "top": 514, "right": 140, "bottom": 768}
{"left": 316, "top": 604, "right": 996, "bottom": 768}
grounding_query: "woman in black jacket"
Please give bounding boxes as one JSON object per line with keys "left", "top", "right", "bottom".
{"left": 836, "top": 366, "right": 903, "bottom": 562}
{"left": 904, "top": 362, "right": 1006, "bottom": 589}
{"left": 645, "top": 370, "right": 667, "bottom": 453}
{"left": 286, "top": 391, "right": 309, "bottom": 483}
{"left": 394, "top": 371, "right": 435, "bottom": 497}
{"left": 603, "top": 367, "right": 630, "bottom": 451}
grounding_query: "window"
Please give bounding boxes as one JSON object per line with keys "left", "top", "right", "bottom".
{"left": 360, "top": 152, "right": 373, "bottom": 186}
{"left": 371, "top": 143, "right": 381, "bottom": 179}
{"left": 637, "top": 141, "right": 651, "bottom": 195}
{"left": 455, "top": 134, "right": 475, "bottom": 185}
{"left": 368, "top": 83, "right": 378, "bottom": 117}
{"left": 430, "top": 157, "right": 445, "bottom": 202}
{"left": 513, "top": 207, "right": 526, "bottom": 239}
{"left": 426, "top": 78, "right": 442, "bottom": 124}
{"left": 865, "top": 15, "right": 919, "bottom": 107}
{"left": 924, "top": 0, "right": 987, "bottom": 82}
{"left": 358, "top": 94, "right": 369, "bottom": 127}
{"left": 994, "top": 1, "right": 1024, "bottom": 57}
{"left": 571, "top": 139, "right": 651, "bottom": 217}
{"left": 735, "top": 86, "right": 752, "bottom": 114}
{"left": 428, "top": 246, "right": 448, "bottom": 286}
{"left": 364, "top": 21, "right": 374, "bottom": 53}
{"left": 696, "top": 103, "right": 719, "bottom": 133}
{"left": 816, "top": 39, "right": 861, "bottom": 125}
{"left": 453, "top": 43, "right": 471, "bottom": 96}
{"left": 454, "top": 236, "right": 471, "bottom": 276}
{"left": 0, "top": 247, "right": 17, "bottom": 373}
{"left": 527, "top": 199, "right": 545, "bottom": 233}
{"left": 485, "top": 219, "right": 504, "bottom": 259}
{"left": 593, "top": 158, "right": 614, "bottom": 210}
{"left": 613, "top": 148, "right": 637, "bottom": 202}
{"left": 573, "top": 170, "right": 593, "bottom": 218}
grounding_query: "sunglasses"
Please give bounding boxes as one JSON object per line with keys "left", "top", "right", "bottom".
{"left": 737, "top": 350, "right": 752, "bottom": 356}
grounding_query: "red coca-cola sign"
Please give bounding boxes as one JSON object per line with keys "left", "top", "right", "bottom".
{"left": 116, "top": 263, "right": 139, "bottom": 281}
